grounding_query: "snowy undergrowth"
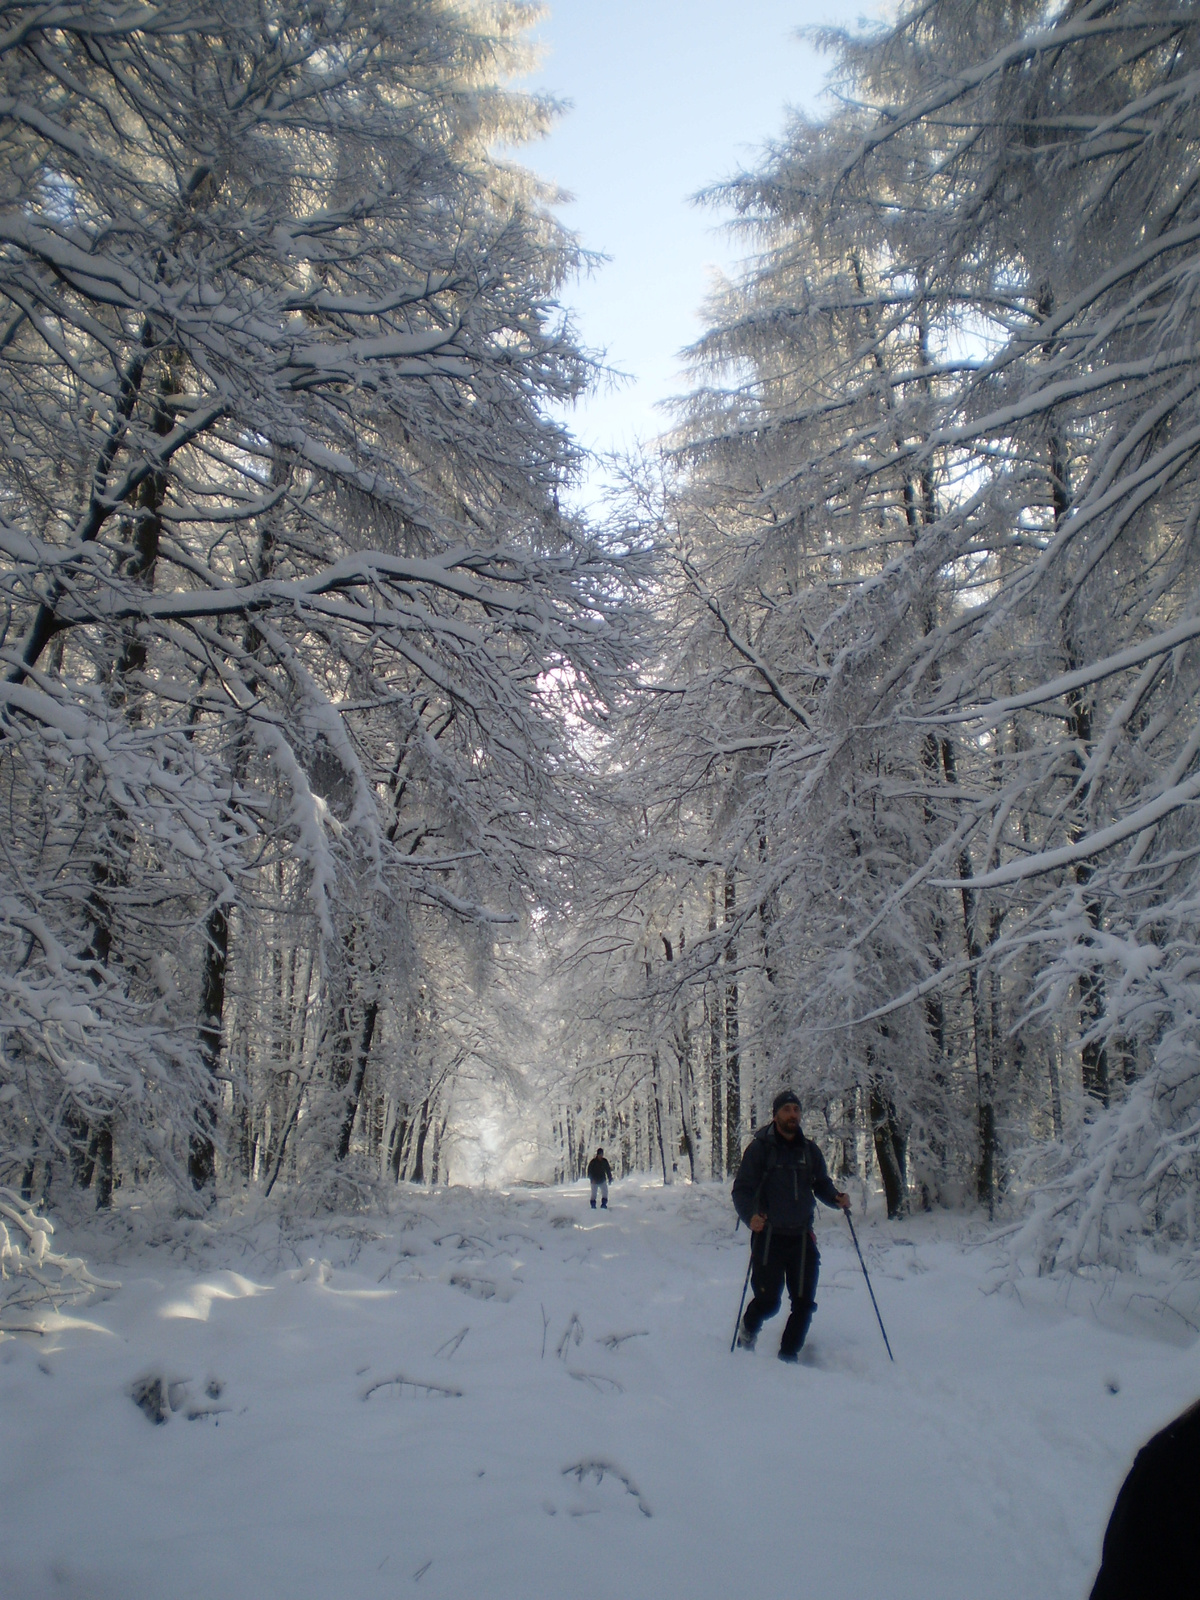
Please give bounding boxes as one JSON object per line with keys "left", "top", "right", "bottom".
{"left": 1, "top": 1182, "right": 1197, "bottom": 1600}
{"left": 0, "top": 1188, "right": 119, "bottom": 1334}
{"left": 1005, "top": 1043, "right": 1200, "bottom": 1323}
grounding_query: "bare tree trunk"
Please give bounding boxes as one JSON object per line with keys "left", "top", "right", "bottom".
{"left": 921, "top": 726, "right": 950, "bottom": 1205}
{"left": 335, "top": 993, "right": 380, "bottom": 1161}
{"left": 758, "top": 828, "right": 778, "bottom": 1099}
{"left": 1064, "top": 652, "right": 1110, "bottom": 1106}
{"left": 724, "top": 867, "right": 741, "bottom": 1174}
{"left": 706, "top": 874, "right": 724, "bottom": 1178}
{"left": 650, "top": 1050, "right": 670, "bottom": 1184}
{"left": 64, "top": 1106, "right": 94, "bottom": 1191}
{"left": 79, "top": 810, "right": 121, "bottom": 1210}
{"left": 1040, "top": 290, "right": 1110, "bottom": 1109}
{"left": 430, "top": 1114, "right": 448, "bottom": 1184}
{"left": 707, "top": 983, "right": 723, "bottom": 1178}
{"left": 664, "top": 931, "right": 697, "bottom": 1182}
{"left": 395, "top": 1107, "right": 419, "bottom": 1184}
{"left": 411, "top": 1098, "right": 431, "bottom": 1183}
{"left": 1048, "top": 1051, "right": 1064, "bottom": 1140}
{"left": 93, "top": 1126, "right": 114, "bottom": 1210}
{"left": 840, "top": 1088, "right": 860, "bottom": 1182}
{"left": 21, "top": 1130, "right": 38, "bottom": 1204}
{"left": 941, "top": 737, "right": 997, "bottom": 1215}
{"left": 678, "top": 1085, "right": 696, "bottom": 1182}
{"left": 868, "top": 1078, "right": 907, "bottom": 1221}
{"left": 189, "top": 902, "right": 228, "bottom": 1192}
{"left": 192, "top": 468, "right": 288, "bottom": 1191}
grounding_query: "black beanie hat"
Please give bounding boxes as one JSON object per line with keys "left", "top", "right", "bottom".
{"left": 772, "top": 1089, "right": 801, "bottom": 1114}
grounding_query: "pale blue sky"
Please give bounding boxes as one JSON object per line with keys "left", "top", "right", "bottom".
{"left": 517, "top": 1, "right": 885, "bottom": 494}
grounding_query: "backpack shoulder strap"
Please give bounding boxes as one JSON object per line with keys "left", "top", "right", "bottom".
{"left": 754, "top": 1131, "right": 778, "bottom": 1211}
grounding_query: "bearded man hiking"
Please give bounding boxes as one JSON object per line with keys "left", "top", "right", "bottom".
{"left": 732, "top": 1090, "right": 851, "bottom": 1362}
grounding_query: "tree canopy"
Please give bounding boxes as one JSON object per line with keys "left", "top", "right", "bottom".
{"left": 4, "top": 1, "right": 1200, "bottom": 1306}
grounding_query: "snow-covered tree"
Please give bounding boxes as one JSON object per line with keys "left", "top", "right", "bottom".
{"left": 0, "top": 0, "right": 638, "bottom": 1204}
{"left": 605, "top": 0, "right": 1200, "bottom": 1269}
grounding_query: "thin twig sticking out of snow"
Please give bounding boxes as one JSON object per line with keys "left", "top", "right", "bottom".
{"left": 562, "top": 1460, "right": 653, "bottom": 1518}
{"left": 433, "top": 1327, "right": 469, "bottom": 1360}
{"left": 361, "top": 1374, "right": 462, "bottom": 1401}
{"left": 556, "top": 1312, "right": 584, "bottom": 1360}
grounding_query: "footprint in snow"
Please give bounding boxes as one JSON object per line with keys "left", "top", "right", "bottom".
{"left": 799, "top": 1340, "right": 869, "bottom": 1375}
{"left": 130, "top": 1373, "right": 231, "bottom": 1424}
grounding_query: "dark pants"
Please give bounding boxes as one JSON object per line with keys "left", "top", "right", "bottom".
{"left": 743, "top": 1229, "right": 819, "bottom": 1355}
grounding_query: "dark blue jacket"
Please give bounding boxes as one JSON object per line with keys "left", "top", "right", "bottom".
{"left": 1090, "top": 1398, "right": 1200, "bottom": 1600}
{"left": 732, "top": 1124, "right": 840, "bottom": 1236}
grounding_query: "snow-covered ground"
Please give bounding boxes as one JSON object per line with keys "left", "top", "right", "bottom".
{"left": 2, "top": 1180, "right": 1196, "bottom": 1600}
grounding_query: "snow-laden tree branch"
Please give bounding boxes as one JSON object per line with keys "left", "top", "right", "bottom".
{"left": 0, "top": 1186, "right": 118, "bottom": 1332}
{"left": 0, "top": 0, "right": 645, "bottom": 1207}
{"left": 573, "top": 0, "right": 1200, "bottom": 1267}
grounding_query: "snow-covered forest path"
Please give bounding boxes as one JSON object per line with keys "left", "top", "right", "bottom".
{"left": 3, "top": 1183, "right": 1196, "bottom": 1600}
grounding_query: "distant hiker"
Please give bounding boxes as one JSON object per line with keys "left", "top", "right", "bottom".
{"left": 587, "top": 1148, "right": 613, "bottom": 1209}
{"left": 1089, "top": 1397, "right": 1200, "bottom": 1600}
{"left": 731, "top": 1090, "right": 850, "bottom": 1362}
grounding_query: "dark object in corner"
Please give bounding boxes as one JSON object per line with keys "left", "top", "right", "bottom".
{"left": 1090, "top": 1398, "right": 1200, "bottom": 1600}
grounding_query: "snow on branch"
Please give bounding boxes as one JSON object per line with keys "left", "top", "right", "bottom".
{"left": 0, "top": 0, "right": 642, "bottom": 1203}
{"left": 0, "top": 1189, "right": 119, "bottom": 1333}
{"left": 934, "top": 773, "right": 1200, "bottom": 891}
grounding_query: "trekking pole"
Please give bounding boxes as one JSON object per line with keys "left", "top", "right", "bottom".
{"left": 729, "top": 1240, "right": 754, "bottom": 1353}
{"left": 844, "top": 1208, "right": 894, "bottom": 1362}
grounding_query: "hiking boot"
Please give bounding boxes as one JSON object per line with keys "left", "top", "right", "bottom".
{"left": 778, "top": 1348, "right": 799, "bottom": 1364}
{"left": 600, "top": 1199, "right": 607, "bottom": 1208}
{"left": 590, "top": 1200, "right": 596, "bottom": 1208}
{"left": 736, "top": 1324, "right": 757, "bottom": 1352}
